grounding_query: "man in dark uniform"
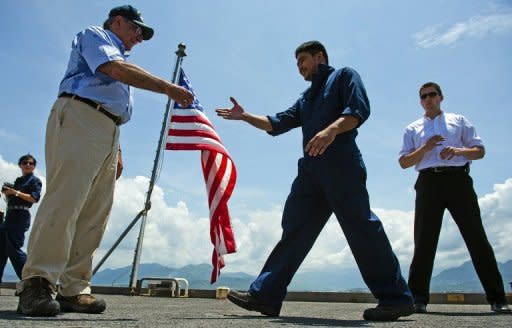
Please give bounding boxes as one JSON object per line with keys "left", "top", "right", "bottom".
{"left": 399, "top": 81, "right": 511, "bottom": 314}
{"left": 216, "top": 41, "right": 414, "bottom": 321}
{"left": 0, "top": 154, "right": 42, "bottom": 283}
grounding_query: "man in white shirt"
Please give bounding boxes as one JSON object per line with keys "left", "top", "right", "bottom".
{"left": 398, "top": 82, "right": 510, "bottom": 314}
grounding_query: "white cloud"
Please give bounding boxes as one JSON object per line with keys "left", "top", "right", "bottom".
{"left": 1, "top": 154, "right": 511, "bottom": 280}
{"left": 414, "top": 11, "right": 512, "bottom": 48}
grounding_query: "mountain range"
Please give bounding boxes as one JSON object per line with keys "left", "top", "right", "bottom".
{"left": 93, "top": 259, "right": 512, "bottom": 292}
{"left": 3, "top": 260, "right": 511, "bottom": 292}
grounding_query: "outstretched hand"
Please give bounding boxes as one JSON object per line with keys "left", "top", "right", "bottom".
{"left": 215, "top": 97, "right": 245, "bottom": 120}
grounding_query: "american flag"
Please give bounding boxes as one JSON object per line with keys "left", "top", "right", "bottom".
{"left": 166, "top": 69, "right": 237, "bottom": 283}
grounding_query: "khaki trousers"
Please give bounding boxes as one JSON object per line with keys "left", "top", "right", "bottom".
{"left": 20, "top": 97, "right": 120, "bottom": 296}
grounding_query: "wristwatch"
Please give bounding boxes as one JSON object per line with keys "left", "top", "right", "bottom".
{"left": 15, "top": 191, "right": 20, "bottom": 197}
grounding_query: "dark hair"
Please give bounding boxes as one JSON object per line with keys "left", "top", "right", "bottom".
{"left": 295, "top": 41, "right": 329, "bottom": 65}
{"left": 103, "top": 17, "right": 115, "bottom": 30}
{"left": 18, "top": 154, "right": 36, "bottom": 166}
{"left": 420, "top": 82, "right": 443, "bottom": 99}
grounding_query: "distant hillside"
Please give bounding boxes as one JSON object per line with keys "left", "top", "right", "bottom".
{"left": 91, "top": 259, "right": 512, "bottom": 292}
{"left": 91, "top": 263, "right": 366, "bottom": 291}
{"left": 3, "top": 260, "right": 511, "bottom": 293}
{"left": 430, "top": 259, "right": 512, "bottom": 292}
{"left": 92, "top": 263, "right": 255, "bottom": 290}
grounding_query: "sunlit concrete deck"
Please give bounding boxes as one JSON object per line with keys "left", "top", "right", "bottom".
{"left": 1, "top": 285, "right": 511, "bottom": 327}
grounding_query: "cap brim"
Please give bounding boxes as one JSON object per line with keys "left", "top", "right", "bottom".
{"left": 133, "top": 20, "right": 154, "bottom": 40}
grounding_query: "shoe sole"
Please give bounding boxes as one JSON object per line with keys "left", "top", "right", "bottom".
{"left": 363, "top": 306, "right": 415, "bottom": 321}
{"left": 227, "top": 293, "right": 280, "bottom": 317}
{"left": 17, "top": 303, "right": 60, "bottom": 317}
{"left": 58, "top": 301, "right": 106, "bottom": 314}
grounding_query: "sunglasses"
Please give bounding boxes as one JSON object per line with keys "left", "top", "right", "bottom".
{"left": 420, "top": 91, "right": 438, "bottom": 100}
{"left": 124, "top": 18, "right": 142, "bottom": 37}
{"left": 21, "top": 161, "right": 35, "bottom": 166}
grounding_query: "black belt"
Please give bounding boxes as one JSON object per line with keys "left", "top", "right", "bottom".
{"left": 8, "top": 205, "right": 30, "bottom": 211}
{"left": 59, "top": 93, "right": 122, "bottom": 125}
{"left": 420, "top": 163, "right": 469, "bottom": 174}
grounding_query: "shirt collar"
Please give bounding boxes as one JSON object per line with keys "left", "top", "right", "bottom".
{"left": 424, "top": 110, "right": 443, "bottom": 121}
{"left": 304, "top": 64, "right": 334, "bottom": 100}
{"left": 105, "top": 29, "right": 130, "bottom": 57}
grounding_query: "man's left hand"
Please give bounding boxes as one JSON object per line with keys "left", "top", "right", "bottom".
{"left": 305, "top": 129, "right": 336, "bottom": 156}
{"left": 440, "top": 146, "right": 461, "bottom": 160}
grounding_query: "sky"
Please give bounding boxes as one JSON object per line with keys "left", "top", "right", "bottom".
{"left": 1, "top": 1, "right": 511, "bottom": 288}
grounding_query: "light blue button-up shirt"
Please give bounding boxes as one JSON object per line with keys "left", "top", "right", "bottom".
{"left": 58, "top": 26, "right": 133, "bottom": 124}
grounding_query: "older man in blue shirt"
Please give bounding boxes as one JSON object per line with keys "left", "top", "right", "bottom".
{"left": 216, "top": 41, "right": 414, "bottom": 321}
{"left": 16, "top": 5, "right": 193, "bottom": 317}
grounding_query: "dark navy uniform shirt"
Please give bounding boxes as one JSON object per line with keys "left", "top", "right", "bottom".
{"left": 8, "top": 173, "right": 42, "bottom": 208}
{"left": 267, "top": 64, "right": 370, "bottom": 162}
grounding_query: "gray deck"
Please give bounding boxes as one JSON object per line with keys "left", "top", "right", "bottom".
{"left": 1, "top": 288, "right": 511, "bottom": 328}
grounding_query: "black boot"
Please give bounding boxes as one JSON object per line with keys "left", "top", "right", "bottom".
{"left": 17, "top": 277, "right": 60, "bottom": 316}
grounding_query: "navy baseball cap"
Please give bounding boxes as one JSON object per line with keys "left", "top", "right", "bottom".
{"left": 109, "top": 5, "right": 154, "bottom": 40}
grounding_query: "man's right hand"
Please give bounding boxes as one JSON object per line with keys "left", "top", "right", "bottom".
{"left": 424, "top": 135, "right": 445, "bottom": 151}
{"left": 215, "top": 97, "right": 245, "bottom": 120}
{"left": 168, "top": 84, "right": 194, "bottom": 108}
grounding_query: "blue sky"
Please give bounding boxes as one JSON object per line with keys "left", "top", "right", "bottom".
{"left": 1, "top": 1, "right": 511, "bottom": 287}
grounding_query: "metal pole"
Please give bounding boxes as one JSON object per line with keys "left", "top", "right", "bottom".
{"left": 128, "top": 44, "right": 187, "bottom": 291}
{"left": 92, "top": 210, "right": 145, "bottom": 275}
{"left": 91, "top": 44, "right": 187, "bottom": 285}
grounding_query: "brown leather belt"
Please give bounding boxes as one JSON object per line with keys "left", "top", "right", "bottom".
{"left": 60, "top": 93, "right": 122, "bottom": 125}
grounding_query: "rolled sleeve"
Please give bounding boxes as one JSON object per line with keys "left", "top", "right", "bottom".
{"left": 29, "top": 177, "right": 42, "bottom": 203}
{"left": 339, "top": 67, "right": 370, "bottom": 127}
{"left": 398, "top": 127, "right": 415, "bottom": 158}
{"left": 460, "top": 116, "right": 484, "bottom": 149}
{"left": 266, "top": 100, "right": 301, "bottom": 136}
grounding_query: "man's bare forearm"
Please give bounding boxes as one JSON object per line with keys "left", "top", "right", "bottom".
{"left": 242, "top": 112, "right": 273, "bottom": 132}
{"left": 457, "top": 146, "right": 485, "bottom": 160}
{"left": 399, "top": 146, "right": 428, "bottom": 169}
{"left": 98, "top": 60, "right": 176, "bottom": 96}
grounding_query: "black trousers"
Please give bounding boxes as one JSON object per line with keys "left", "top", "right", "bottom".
{"left": 408, "top": 170, "right": 506, "bottom": 305}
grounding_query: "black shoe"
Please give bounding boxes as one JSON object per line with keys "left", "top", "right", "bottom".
{"left": 17, "top": 277, "right": 60, "bottom": 317}
{"left": 491, "top": 302, "right": 511, "bottom": 314}
{"left": 363, "top": 304, "right": 415, "bottom": 321}
{"left": 227, "top": 290, "right": 280, "bottom": 317}
{"left": 56, "top": 293, "right": 106, "bottom": 314}
{"left": 414, "top": 303, "right": 427, "bottom": 313}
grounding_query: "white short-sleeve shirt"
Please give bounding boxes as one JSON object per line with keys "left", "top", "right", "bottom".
{"left": 399, "top": 112, "right": 484, "bottom": 171}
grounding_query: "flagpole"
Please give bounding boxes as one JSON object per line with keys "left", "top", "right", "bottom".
{"left": 91, "top": 44, "right": 187, "bottom": 291}
{"left": 128, "top": 43, "right": 186, "bottom": 291}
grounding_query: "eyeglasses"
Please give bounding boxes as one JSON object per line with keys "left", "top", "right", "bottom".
{"left": 21, "top": 161, "right": 35, "bottom": 166}
{"left": 123, "top": 18, "right": 142, "bottom": 37}
{"left": 420, "top": 91, "right": 438, "bottom": 100}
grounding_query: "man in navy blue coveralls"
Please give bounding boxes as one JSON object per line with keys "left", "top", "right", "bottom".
{"left": 216, "top": 41, "right": 414, "bottom": 321}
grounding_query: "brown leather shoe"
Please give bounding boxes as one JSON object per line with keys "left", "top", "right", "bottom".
{"left": 56, "top": 294, "right": 106, "bottom": 313}
{"left": 17, "top": 277, "right": 60, "bottom": 317}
